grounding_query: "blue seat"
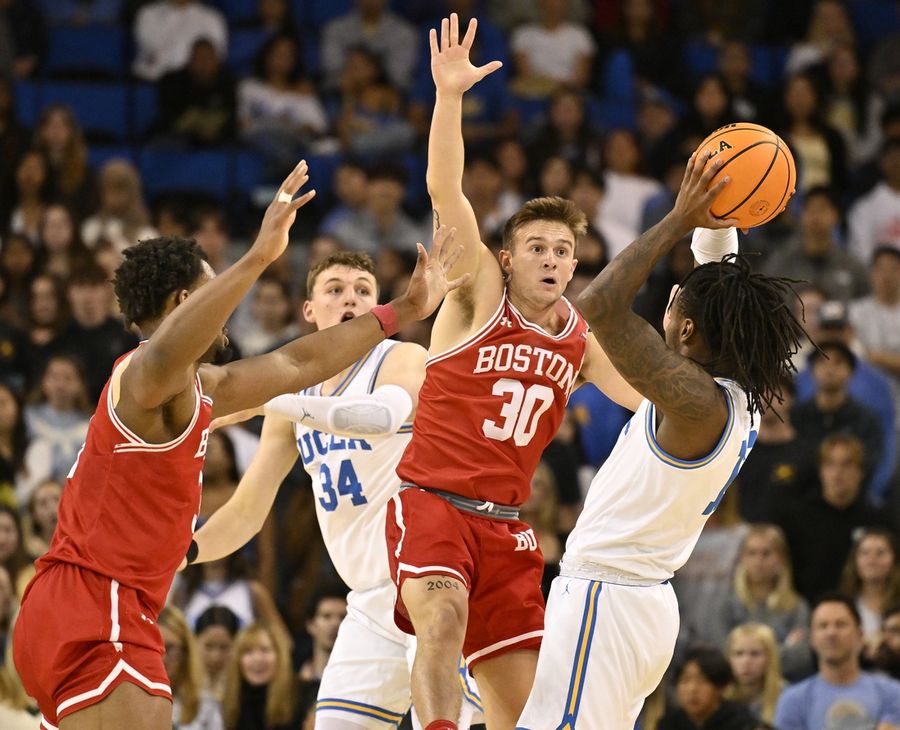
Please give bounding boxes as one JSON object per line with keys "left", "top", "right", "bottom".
{"left": 684, "top": 41, "right": 718, "bottom": 80}
{"left": 88, "top": 144, "right": 135, "bottom": 169}
{"left": 228, "top": 28, "right": 271, "bottom": 74}
{"left": 139, "top": 149, "right": 231, "bottom": 200}
{"left": 850, "top": 0, "right": 899, "bottom": 50}
{"left": 602, "top": 49, "right": 636, "bottom": 102}
{"left": 13, "top": 80, "right": 40, "bottom": 128}
{"left": 303, "top": 0, "right": 353, "bottom": 28}
{"left": 510, "top": 95, "right": 550, "bottom": 128}
{"left": 45, "top": 25, "right": 126, "bottom": 79}
{"left": 233, "top": 150, "right": 267, "bottom": 195}
{"left": 218, "top": 0, "right": 259, "bottom": 24}
{"left": 131, "top": 84, "right": 158, "bottom": 139}
{"left": 589, "top": 99, "right": 637, "bottom": 131}
{"left": 40, "top": 82, "right": 129, "bottom": 141}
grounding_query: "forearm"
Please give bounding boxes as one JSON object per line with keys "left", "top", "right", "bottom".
{"left": 426, "top": 92, "right": 465, "bottom": 198}
{"left": 578, "top": 213, "right": 688, "bottom": 329}
{"left": 192, "top": 494, "right": 266, "bottom": 563}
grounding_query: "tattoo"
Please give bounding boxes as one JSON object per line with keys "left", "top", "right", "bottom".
{"left": 426, "top": 578, "right": 461, "bottom": 591}
{"left": 432, "top": 208, "right": 441, "bottom": 230}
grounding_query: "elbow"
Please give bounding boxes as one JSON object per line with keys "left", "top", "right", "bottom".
{"left": 575, "top": 287, "right": 617, "bottom": 333}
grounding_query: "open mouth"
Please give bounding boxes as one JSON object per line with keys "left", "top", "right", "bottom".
{"left": 541, "top": 277, "right": 556, "bottom": 286}
{"left": 341, "top": 312, "right": 355, "bottom": 322}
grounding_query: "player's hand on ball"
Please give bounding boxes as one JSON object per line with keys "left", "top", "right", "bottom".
{"left": 669, "top": 150, "right": 740, "bottom": 236}
{"left": 399, "top": 225, "right": 471, "bottom": 321}
{"left": 250, "top": 160, "right": 316, "bottom": 265}
{"left": 430, "top": 13, "right": 503, "bottom": 95}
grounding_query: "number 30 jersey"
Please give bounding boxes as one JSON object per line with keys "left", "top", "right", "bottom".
{"left": 398, "top": 292, "right": 588, "bottom": 507}
{"left": 295, "top": 340, "right": 412, "bottom": 592}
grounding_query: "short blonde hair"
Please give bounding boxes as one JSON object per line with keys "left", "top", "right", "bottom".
{"left": 502, "top": 196, "right": 587, "bottom": 251}
{"left": 305, "top": 252, "right": 376, "bottom": 298}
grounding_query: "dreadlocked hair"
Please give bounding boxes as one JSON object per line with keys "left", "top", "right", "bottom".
{"left": 675, "top": 253, "right": 808, "bottom": 418}
{"left": 114, "top": 236, "right": 207, "bottom": 328}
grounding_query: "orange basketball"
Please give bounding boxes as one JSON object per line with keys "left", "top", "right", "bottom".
{"left": 694, "top": 122, "right": 796, "bottom": 228}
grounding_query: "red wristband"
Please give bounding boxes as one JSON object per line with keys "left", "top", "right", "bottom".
{"left": 371, "top": 303, "right": 400, "bottom": 337}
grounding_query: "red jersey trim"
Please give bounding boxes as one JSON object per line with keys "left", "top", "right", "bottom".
{"left": 507, "top": 297, "right": 577, "bottom": 340}
{"left": 426, "top": 294, "right": 507, "bottom": 367}
{"left": 108, "top": 373, "right": 205, "bottom": 453}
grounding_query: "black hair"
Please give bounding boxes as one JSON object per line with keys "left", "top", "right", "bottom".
{"left": 113, "top": 236, "right": 207, "bottom": 328}
{"left": 305, "top": 582, "right": 349, "bottom": 621}
{"left": 675, "top": 646, "right": 733, "bottom": 688}
{"left": 195, "top": 605, "right": 241, "bottom": 637}
{"left": 812, "top": 591, "right": 862, "bottom": 626}
{"left": 675, "top": 254, "right": 809, "bottom": 418}
{"left": 253, "top": 33, "right": 304, "bottom": 83}
{"left": 804, "top": 185, "right": 842, "bottom": 214}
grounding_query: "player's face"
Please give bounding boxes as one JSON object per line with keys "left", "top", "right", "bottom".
{"left": 502, "top": 220, "right": 577, "bottom": 307}
{"left": 240, "top": 630, "right": 278, "bottom": 686}
{"left": 856, "top": 534, "right": 895, "bottom": 583}
{"left": 675, "top": 662, "right": 722, "bottom": 724}
{"left": 307, "top": 598, "right": 347, "bottom": 652}
{"left": 810, "top": 602, "right": 862, "bottom": 666}
{"left": 198, "top": 625, "right": 234, "bottom": 677}
{"left": 303, "top": 267, "right": 378, "bottom": 331}
{"left": 729, "top": 636, "right": 768, "bottom": 686}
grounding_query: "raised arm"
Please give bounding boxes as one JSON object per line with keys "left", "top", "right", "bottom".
{"left": 427, "top": 14, "right": 503, "bottom": 287}
{"left": 575, "top": 152, "right": 736, "bottom": 460}
{"left": 203, "top": 227, "right": 467, "bottom": 418}
{"left": 124, "top": 162, "right": 316, "bottom": 409}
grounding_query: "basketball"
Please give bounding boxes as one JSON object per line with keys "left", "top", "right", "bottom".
{"left": 695, "top": 122, "right": 796, "bottom": 228}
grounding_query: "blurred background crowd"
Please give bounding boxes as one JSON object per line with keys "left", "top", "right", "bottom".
{"left": 1, "top": 0, "right": 900, "bottom": 728}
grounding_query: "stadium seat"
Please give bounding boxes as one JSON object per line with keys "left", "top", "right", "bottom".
{"left": 510, "top": 95, "right": 551, "bottom": 128}
{"left": 139, "top": 149, "right": 231, "bottom": 201}
{"left": 131, "top": 84, "right": 158, "bottom": 140}
{"left": 217, "top": 0, "right": 259, "bottom": 24}
{"left": 303, "top": 0, "right": 354, "bottom": 28}
{"left": 45, "top": 25, "right": 126, "bottom": 80}
{"left": 88, "top": 145, "right": 136, "bottom": 169}
{"left": 40, "top": 82, "right": 129, "bottom": 141}
{"left": 233, "top": 149, "right": 267, "bottom": 196}
{"left": 13, "top": 80, "right": 40, "bottom": 128}
{"left": 228, "top": 28, "right": 271, "bottom": 75}
{"left": 602, "top": 49, "right": 637, "bottom": 103}
{"left": 850, "top": 0, "right": 899, "bottom": 50}
{"left": 588, "top": 98, "right": 637, "bottom": 132}
{"left": 683, "top": 41, "right": 718, "bottom": 80}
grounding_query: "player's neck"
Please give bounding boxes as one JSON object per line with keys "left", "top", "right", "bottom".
{"left": 507, "top": 290, "right": 566, "bottom": 334}
{"left": 321, "top": 360, "right": 358, "bottom": 395}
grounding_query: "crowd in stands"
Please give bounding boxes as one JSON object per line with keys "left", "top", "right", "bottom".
{"left": 2, "top": 0, "right": 900, "bottom": 727}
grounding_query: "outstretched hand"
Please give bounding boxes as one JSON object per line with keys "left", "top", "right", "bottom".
{"left": 669, "top": 150, "right": 740, "bottom": 236}
{"left": 401, "top": 225, "right": 471, "bottom": 320}
{"left": 430, "top": 13, "right": 503, "bottom": 95}
{"left": 250, "top": 160, "right": 317, "bottom": 265}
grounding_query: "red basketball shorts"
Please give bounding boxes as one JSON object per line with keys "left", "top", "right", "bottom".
{"left": 13, "top": 562, "right": 171, "bottom": 729}
{"left": 385, "top": 487, "right": 545, "bottom": 669}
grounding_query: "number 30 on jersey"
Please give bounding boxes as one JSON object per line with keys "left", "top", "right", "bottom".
{"left": 482, "top": 378, "right": 554, "bottom": 447}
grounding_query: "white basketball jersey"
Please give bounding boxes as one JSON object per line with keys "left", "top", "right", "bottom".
{"left": 295, "top": 340, "right": 412, "bottom": 591}
{"left": 562, "top": 378, "right": 757, "bottom": 583}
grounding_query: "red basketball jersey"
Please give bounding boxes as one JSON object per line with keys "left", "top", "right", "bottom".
{"left": 32, "top": 349, "right": 213, "bottom": 615}
{"left": 398, "top": 293, "right": 588, "bottom": 506}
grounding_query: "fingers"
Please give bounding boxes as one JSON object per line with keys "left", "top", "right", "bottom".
{"left": 278, "top": 159, "right": 308, "bottom": 199}
{"left": 461, "top": 17, "right": 477, "bottom": 49}
{"left": 705, "top": 175, "right": 730, "bottom": 202}
{"left": 477, "top": 60, "right": 503, "bottom": 79}
{"left": 450, "top": 13, "right": 459, "bottom": 46}
{"left": 699, "top": 155, "right": 724, "bottom": 188}
{"left": 447, "top": 272, "right": 472, "bottom": 291}
{"left": 442, "top": 242, "right": 464, "bottom": 273}
{"left": 441, "top": 17, "right": 449, "bottom": 52}
{"left": 681, "top": 153, "right": 696, "bottom": 191}
{"left": 290, "top": 189, "right": 316, "bottom": 210}
{"left": 429, "top": 28, "right": 439, "bottom": 57}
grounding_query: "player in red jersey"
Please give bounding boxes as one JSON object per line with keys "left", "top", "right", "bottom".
{"left": 12, "top": 161, "right": 467, "bottom": 730}
{"left": 385, "top": 15, "right": 643, "bottom": 730}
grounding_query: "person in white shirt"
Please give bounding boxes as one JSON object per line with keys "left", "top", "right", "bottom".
{"left": 849, "top": 138, "right": 900, "bottom": 265}
{"left": 132, "top": 0, "right": 227, "bottom": 82}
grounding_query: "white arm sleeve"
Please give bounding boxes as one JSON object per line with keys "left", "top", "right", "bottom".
{"left": 691, "top": 227, "right": 739, "bottom": 265}
{"left": 263, "top": 384, "right": 413, "bottom": 437}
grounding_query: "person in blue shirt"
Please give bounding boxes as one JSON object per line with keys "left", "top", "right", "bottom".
{"left": 775, "top": 592, "right": 900, "bottom": 730}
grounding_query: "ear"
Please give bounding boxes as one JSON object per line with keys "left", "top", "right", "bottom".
{"left": 566, "top": 257, "right": 578, "bottom": 284}
{"left": 302, "top": 300, "right": 316, "bottom": 325}
{"left": 680, "top": 317, "right": 696, "bottom": 343}
{"left": 497, "top": 248, "right": 512, "bottom": 274}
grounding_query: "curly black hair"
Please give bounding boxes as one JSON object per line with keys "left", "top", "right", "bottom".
{"left": 676, "top": 254, "right": 809, "bottom": 417}
{"left": 113, "top": 236, "right": 207, "bottom": 328}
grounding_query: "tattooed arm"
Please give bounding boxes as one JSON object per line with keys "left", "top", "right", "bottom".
{"left": 575, "top": 151, "right": 737, "bottom": 460}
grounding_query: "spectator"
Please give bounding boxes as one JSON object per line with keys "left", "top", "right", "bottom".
{"left": 223, "top": 622, "right": 297, "bottom": 730}
{"left": 23, "top": 478, "right": 60, "bottom": 558}
{"left": 721, "top": 525, "right": 810, "bottom": 651}
{"left": 784, "top": 0, "right": 856, "bottom": 76}
{"left": 738, "top": 378, "right": 817, "bottom": 522}
{"left": 793, "top": 341, "right": 885, "bottom": 494}
{"left": 154, "top": 38, "right": 237, "bottom": 147}
{"left": 718, "top": 39, "right": 771, "bottom": 124}
{"left": 537, "top": 154, "right": 574, "bottom": 198}
{"left": 238, "top": 35, "right": 329, "bottom": 178}
{"left": 780, "top": 72, "right": 848, "bottom": 194}
{"left": 0, "top": 382, "right": 46, "bottom": 509}
{"left": 320, "top": 0, "right": 417, "bottom": 91}
{"left": 605, "top": 0, "right": 683, "bottom": 95}
{"left": 526, "top": 87, "right": 603, "bottom": 172}
{"left": 510, "top": 0, "right": 595, "bottom": 96}
{"left": 775, "top": 593, "right": 900, "bottom": 730}
{"left": 318, "top": 161, "right": 368, "bottom": 238}
{"left": 0, "top": 233, "right": 37, "bottom": 328}
{"left": 55, "top": 263, "right": 139, "bottom": 402}
{"left": 776, "top": 434, "right": 889, "bottom": 603}
{"left": 24, "top": 354, "right": 90, "bottom": 482}
{"left": 24, "top": 274, "right": 68, "bottom": 388}
{"left": 233, "top": 278, "right": 299, "bottom": 358}
{"left": 32, "top": 105, "right": 95, "bottom": 215}
{"left": 0, "top": 505, "right": 32, "bottom": 597}
{"left": 0, "top": 0, "right": 47, "bottom": 79}
{"left": 238, "top": 0, "right": 297, "bottom": 39}
{"left": 636, "top": 90, "right": 681, "bottom": 181}
{"left": 333, "top": 46, "right": 414, "bottom": 157}
{"left": 875, "top": 605, "right": 900, "bottom": 681}
{"left": 839, "top": 528, "right": 900, "bottom": 656}
{"left": 725, "top": 623, "right": 785, "bottom": 725}
{"left": 81, "top": 159, "right": 158, "bottom": 254}
{"left": 38, "top": 203, "right": 90, "bottom": 280}
{"left": 196, "top": 606, "right": 241, "bottom": 703}
{"left": 461, "top": 155, "right": 518, "bottom": 240}
{"left": 657, "top": 646, "right": 758, "bottom": 730}
{"left": 159, "top": 606, "right": 226, "bottom": 730}
{"left": 330, "top": 164, "right": 424, "bottom": 255}
{"left": 0, "top": 569, "right": 35, "bottom": 730}
{"left": 676, "top": 74, "right": 735, "bottom": 145}
{"left": 569, "top": 169, "right": 630, "bottom": 262}
{"left": 823, "top": 43, "right": 881, "bottom": 166}
{"left": 191, "top": 206, "right": 232, "bottom": 274}
{"left": 848, "top": 138, "right": 900, "bottom": 265}
{"left": 4, "top": 149, "right": 50, "bottom": 245}
{"left": 519, "top": 461, "right": 564, "bottom": 598}
{"left": 0, "top": 78, "right": 27, "bottom": 176}
{"left": 763, "top": 186, "right": 869, "bottom": 301}
{"left": 297, "top": 587, "right": 347, "bottom": 682}
{"left": 495, "top": 137, "right": 532, "bottom": 202}
{"left": 132, "top": 0, "right": 227, "bottom": 82}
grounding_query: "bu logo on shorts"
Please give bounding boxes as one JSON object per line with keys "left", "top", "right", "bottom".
{"left": 513, "top": 528, "right": 538, "bottom": 552}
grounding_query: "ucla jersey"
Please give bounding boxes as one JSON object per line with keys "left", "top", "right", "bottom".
{"left": 295, "top": 340, "right": 412, "bottom": 591}
{"left": 562, "top": 378, "right": 757, "bottom": 583}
